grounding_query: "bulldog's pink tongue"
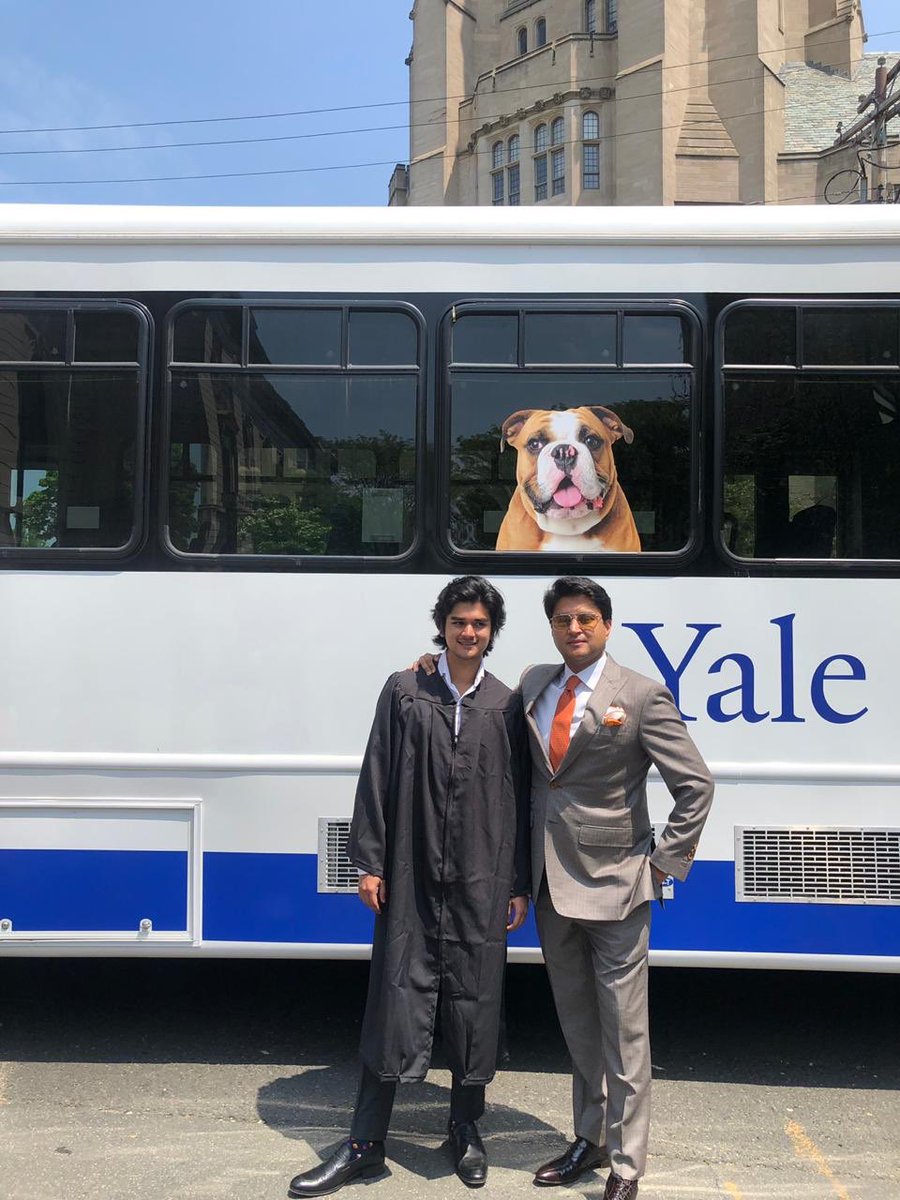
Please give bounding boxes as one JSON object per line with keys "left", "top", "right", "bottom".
{"left": 554, "top": 482, "right": 584, "bottom": 509}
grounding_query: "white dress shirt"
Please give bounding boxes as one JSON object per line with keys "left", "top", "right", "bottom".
{"left": 533, "top": 653, "right": 608, "bottom": 751}
{"left": 438, "top": 652, "right": 486, "bottom": 737}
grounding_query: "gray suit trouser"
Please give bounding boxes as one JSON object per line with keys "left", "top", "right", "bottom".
{"left": 535, "top": 881, "right": 651, "bottom": 1181}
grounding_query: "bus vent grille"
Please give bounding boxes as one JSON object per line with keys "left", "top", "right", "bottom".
{"left": 736, "top": 826, "right": 900, "bottom": 905}
{"left": 317, "top": 818, "right": 357, "bottom": 894}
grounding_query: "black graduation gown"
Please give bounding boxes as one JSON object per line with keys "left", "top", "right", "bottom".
{"left": 347, "top": 667, "right": 531, "bottom": 1085}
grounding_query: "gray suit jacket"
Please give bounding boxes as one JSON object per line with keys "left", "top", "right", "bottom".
{"left": 521, "top": 656, "right": 714, "bottom": 921}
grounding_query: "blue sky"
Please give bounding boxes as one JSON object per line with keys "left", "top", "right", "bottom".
{"left": 0, "top": 0, "right": 896, "bottom": 207}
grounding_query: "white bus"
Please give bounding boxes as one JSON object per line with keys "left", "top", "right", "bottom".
{"left": 0, "top": 204, "right": 897, "bottom": 971}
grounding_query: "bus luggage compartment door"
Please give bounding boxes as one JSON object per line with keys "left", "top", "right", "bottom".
{"left": 0, "top": 800, "right": 200, "bottom": 945}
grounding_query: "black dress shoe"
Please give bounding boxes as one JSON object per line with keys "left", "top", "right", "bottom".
{"left": 533, "top": 1137, "right": 610, "bottom": 1186}
{"left": 603, "top": 1173, "right": 638, "bottom": 1200}
{"left": 288, "top": 1139, "right": 386, "bottom": 1198}
{"left": 448, "top": 1120, "right": 488, "bottom": 1188}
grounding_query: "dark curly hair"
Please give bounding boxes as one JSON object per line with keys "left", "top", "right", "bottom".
{"left": 432, "top": 575, "right": 506, "bottom": 656}
{"left": 542, "top": 576, "right": 612, "bottom": 622}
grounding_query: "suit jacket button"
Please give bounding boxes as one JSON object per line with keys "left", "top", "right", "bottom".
{"left": 549, "top": 781, "right": 559, "bottom": 789}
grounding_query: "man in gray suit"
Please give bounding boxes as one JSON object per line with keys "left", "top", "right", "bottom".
{"left": 528, "top": 577, "right": 714, "bottom": 1200}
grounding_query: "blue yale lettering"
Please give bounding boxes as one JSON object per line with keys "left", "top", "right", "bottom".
{"left": 622, "top": 613, "right": 868, "bottom": 725}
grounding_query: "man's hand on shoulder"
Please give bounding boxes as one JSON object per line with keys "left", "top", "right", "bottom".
{"left": 507, "top": 895, "right": 529, "bottom": 932}
{"left": 405, "top": 653, "right": 439, "bottom": 674}
{"left": 358, "top": 874, "right": 387, "bottom": 914}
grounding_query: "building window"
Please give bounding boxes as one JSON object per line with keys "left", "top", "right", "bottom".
{"left": 535, "top": 17, "right": 547, "bottom": 47}
{"left": 585, "top": 0, "right": 596, "bottom": 33}
{"left": 550, "top": 118, "right": 565, "bottom": 196}
{"left": 507, "top": 135, "right": 521, "bottom": 206}
{"left": 583, "top": 110, "right": 600, "bottom": 190}
{"left": 534, "top": 123, "right": 548, "bottom": 201}
{"left": 606, "top": 0, "right": 617, "bottom": 33}
{"left": 517, "top": 26, "right": 528, "bottom": 55}
{"left": 551, "top": 148, "right": 566, "bottom": 196}
{"left": 491, "top": 141, "right": 505, "bottom": 206}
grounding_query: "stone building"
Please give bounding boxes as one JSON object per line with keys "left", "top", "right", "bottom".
{"left": 387, "top": 0, "right": 898, "bottom": 206}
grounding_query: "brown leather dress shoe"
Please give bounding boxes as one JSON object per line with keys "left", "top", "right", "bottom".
{"left": 533, "top": 1137, "right": 610, "bottom": 1186}
{"left": 603, "top": 1172, "right": 639, "bottom": 1200}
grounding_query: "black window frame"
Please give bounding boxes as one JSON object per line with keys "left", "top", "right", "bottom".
{"left": 715, "top": 296, "right": 900, "bottom": 571}
{"left": 161, "top": 297, "right": 426, "bottom": 568}
{"left": 438, "top": 299, "right": 704, "bottom": 571}
{"left": 0, "top": 298, "right": 151, "bottom": 564}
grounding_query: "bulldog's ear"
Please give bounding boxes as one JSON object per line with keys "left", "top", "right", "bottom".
{"left": 589, "top": 406, "right": 634, "bottom": 445}
{"left": 500, "top": 409, "right": 535, "bottom": 449}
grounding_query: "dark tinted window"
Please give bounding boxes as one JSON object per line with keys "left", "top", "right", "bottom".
{"left": 720, "top": 299, "right": 900, "bottom": 561}
{"left": 172, "top": 308, "right": 242, "bottom": 364}
{"left": 624, "top": 314, "right": 686, "bottom": 364}
{"left": 722, "top": 374, "right": 900, "bottom": 559}
{"left": 723, "top": 306, "right": 796, "bottom": 366}
{"left": 0, "top": 370, "right": 140, "bottom": 549}
{"left": 349, "top": 311, "right": 418, "bottom": 366}
{"left": 447, "top": 308, "right": 695, "bottom": 555}
{"left": 452, "top": 314, "right": 518, "bottom": 364}
{"left": 802, "top": 307, "right": 898, "bottom": 366}
{"left": 0, "top": 311, "right": 66, "bottom": 362}
{"left": 74, "top": 310, "right": 140, "bottom": 362}
{"left": 167, "top": 305, "right": 421, "bottom": 558}
{"left": 524, "top": 312, "right": 616, "bottom": 364}
{"left": 248, "top": 308, "right": 341, "bottom": 366}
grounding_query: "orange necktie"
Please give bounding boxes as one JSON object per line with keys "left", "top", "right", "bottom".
{"left": 549, "top": 675, "right": 580, "bottom": 772}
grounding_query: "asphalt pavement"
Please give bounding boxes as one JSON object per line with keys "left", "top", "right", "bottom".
{"left": 0, "top": 959, "right": 897, "bottom": 1200}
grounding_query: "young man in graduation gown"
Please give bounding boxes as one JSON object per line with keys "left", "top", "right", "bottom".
{"left": 288, "top": 575, "right": 531, "bottom": 1197}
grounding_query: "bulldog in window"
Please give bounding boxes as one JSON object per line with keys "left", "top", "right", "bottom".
{"left": 496, "top": 405, "right": 641, "bottom": 552}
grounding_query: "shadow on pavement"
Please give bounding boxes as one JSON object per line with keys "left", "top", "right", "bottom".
{"left": 0, "top": 958, "right": 896, "bottom": 1092}
{"left": 257, "top": 1065, "right": 568, "bottom": 1182}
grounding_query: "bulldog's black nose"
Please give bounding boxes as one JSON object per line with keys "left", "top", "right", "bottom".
{"left": 551, "top": 443, "right": 577, "bottom": 472}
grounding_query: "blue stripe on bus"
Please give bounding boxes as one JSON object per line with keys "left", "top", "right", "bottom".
{"left": 0, "top": 848, "right": 188, "bottom": 933}
{"left": 202, "top": 853, "right": 900, "bottom": 957}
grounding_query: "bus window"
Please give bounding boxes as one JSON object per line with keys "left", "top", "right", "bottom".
{"left": 445, "top": 306, "right": 697, "bottom": 555}
{"left": 0, "top": 305, "right": 146, "bottom": 554}
{"left": 720, "top": 301, "right": 900, "bottom": 561}
{"left": 166, "top": 303, "right": 421, "bottom": 559}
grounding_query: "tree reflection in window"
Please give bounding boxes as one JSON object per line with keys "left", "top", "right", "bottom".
{"left": 167, "top": 306, "right": 420, "bottom": 558}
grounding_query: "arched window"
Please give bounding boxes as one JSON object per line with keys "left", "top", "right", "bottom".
{"left": 550, "top": 117, "right": 565, "bottom": 196}
{"left": 585, "top": 0, "right": 596, "bottom": 34}
{"left": 517, "top": 26, "right": 528, "bottom": 55}
{"left": 507, "top": 135, "right": 521, "bottom": 206}
{"left": 606, "top": 0, "right": 618, "bottom": 33}
{"left": 582, "top": 111, "right": 600, "bottom": 190}
{"left": 491, "top": 141, "right": 505, "bottom": 205}
{"left": 534, "top": 124, "right": 548, "bottom": 201}
{"left": 535, "top": 17, "right": 547, "bottom": 47}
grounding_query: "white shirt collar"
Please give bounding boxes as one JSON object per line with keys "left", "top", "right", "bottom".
{"left": 560, "top": 652, "right": 607, "bottom": 692}
{"left": 437, "top": 651, "right": 485, "bottom": 700}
